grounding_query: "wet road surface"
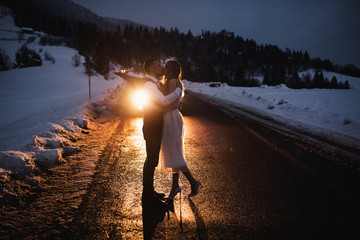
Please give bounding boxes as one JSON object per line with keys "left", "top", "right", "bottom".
{"left": 2, "top": 93, "right": 360, "bottom": 239}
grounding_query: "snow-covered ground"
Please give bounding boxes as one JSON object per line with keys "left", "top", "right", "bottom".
{"left": 183, "top": 71, "right": 360, "bottom": 146}
{"left": 0, "top": 12, "right": 124, "bottom": 180}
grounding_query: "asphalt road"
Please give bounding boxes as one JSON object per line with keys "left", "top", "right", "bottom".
{"left": 2, "top": 93, "right": 360, "bottom": 239}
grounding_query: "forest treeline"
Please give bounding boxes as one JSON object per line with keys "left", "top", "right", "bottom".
{"left": 1, "top": 0, "right": 357, "bottom": 89}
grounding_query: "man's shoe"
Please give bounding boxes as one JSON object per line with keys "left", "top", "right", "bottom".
{"left": 154, "top": 191, "right": 165, "bottom": 199}
{"left": 142, "top": 192, "right": 167, "bottom": 207}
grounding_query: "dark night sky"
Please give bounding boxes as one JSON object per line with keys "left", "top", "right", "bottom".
{"left": 72, "top": 0, "right": 360, "bottom": 68}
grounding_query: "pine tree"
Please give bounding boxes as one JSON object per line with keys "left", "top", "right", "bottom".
{"left": 303, "top": 72, "right": 312, "bottom": 88}
{"left": 263, "top": 67, "right": 270, "bottom": 85}
{"left": 279, "top": 65, "right": 287, "bottom": 85}
{"left": 344, "top": 80, "right": 350, "bottom": 89}
{"left": 0, "top": 48, "right": 11, "bottom": 71}
{"left": 312, "top": 72, "right": 320, "bottom": 88}
{"left": 287, "top": 61, "right": 293, "bottom": 75}
{"left": 288, "top": 70, "right": 301, "bottom": 89}
{"left": 235, "top": 66, "right": 245, "bottom": 86}
{"left": 338, "top": 81, "right": 344, "bottom": 89}
{"left": 270, "top": 65, "right": 279, "bottom": 86}
{"left": 304, "top": 51, "right": 311, "bottom": 67}
{"left": 187, "top": 29, "right": 193, "bottom": 39}
{"left": 312, "top": 71, "right": 325, "bottom": 88}
{"left": 330, "top": 76, "right": 338, "bottom": 89}
{"left": 319, "top": 72, "right": 325, "bottom": 88}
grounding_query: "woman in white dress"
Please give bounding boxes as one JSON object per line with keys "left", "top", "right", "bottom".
{"left": 159, "top": 60, "right": 201, "bottom": 200}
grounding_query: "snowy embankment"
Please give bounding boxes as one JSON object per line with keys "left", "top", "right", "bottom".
{"left": 183, "top": 71, "right": 360, "bottom": 148}
{"left": 0, "top": 12, "right": 124, "bottom": 182}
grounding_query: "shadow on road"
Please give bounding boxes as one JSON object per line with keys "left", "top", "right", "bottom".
{"left": 142, "top": 195, "right": 209, "bottom": 240}
{"left": 188, "top": 198, "right": 208, "bottom": 240}
{"left": 142, "top": 199, "right": 168, "bottom": 240}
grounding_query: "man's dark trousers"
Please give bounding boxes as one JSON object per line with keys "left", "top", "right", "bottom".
{"left": 142, "top": 109, "right": 164, "bottom": 196}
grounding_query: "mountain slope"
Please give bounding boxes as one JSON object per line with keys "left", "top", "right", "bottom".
{"left": 0, "top": 0, "right": 150, "bottom": 34}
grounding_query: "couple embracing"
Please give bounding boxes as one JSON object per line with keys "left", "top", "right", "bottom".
{"left": 141, "top": 59, "right": 201, "bottom": 207}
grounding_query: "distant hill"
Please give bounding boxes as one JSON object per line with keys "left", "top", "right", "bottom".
{"left": 0, "top": 0, "right": 151, "bottom": 34}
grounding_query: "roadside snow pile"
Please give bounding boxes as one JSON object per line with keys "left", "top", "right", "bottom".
{"left": 69, "top": 116, "right": 89, "bottom": 130}
{"left": 34, "top": 149, "right": 65, "bottom": 168}
{"left": 29, "top": 115, "right": 92, "bottom": 168}
{"left": 0, "top": 151, "right": 35, "bottom": 176}
{"left": 33, "top": 136, "right": 69, "bottom": 149}
{"left": 0, "top": 115, "right": 91, "bottom": 182}
{"left": 183, "top": 70, "right": 360, "bottom": 144}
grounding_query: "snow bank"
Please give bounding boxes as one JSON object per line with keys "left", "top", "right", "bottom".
{"left": 183, "top": 72, "right": 360, "bottom": 145}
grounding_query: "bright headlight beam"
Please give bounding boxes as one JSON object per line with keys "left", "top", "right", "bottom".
{"left": 132, "top": 90, "right": 148, "bottom": 110}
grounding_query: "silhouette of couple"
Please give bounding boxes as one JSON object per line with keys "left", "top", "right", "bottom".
{"left": 140, "top": 59, "right": 201, "bottom": 207}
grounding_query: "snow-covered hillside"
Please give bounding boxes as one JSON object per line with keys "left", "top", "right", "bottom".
{"left": 0, "top": 12, "right": 124, "bottom": 180}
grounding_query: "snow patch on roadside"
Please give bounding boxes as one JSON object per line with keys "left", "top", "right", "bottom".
{"left": 0, "top": 114, "right": 91, "bottom": 180}
{"left": 34, "top": 148, "right": 65, "bottom": 168}
{"left": 33, "top": 135, "right": 69, "bottom": 149}
{"left": 0, "top": 151, "right": 35, "bottom": 176}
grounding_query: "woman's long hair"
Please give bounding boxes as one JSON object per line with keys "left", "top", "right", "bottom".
{"left": 164, "top": 60, "right": 184, "bottom": 110}
{"left": 164, "top": 60, "right": 182, "bottom": 85}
